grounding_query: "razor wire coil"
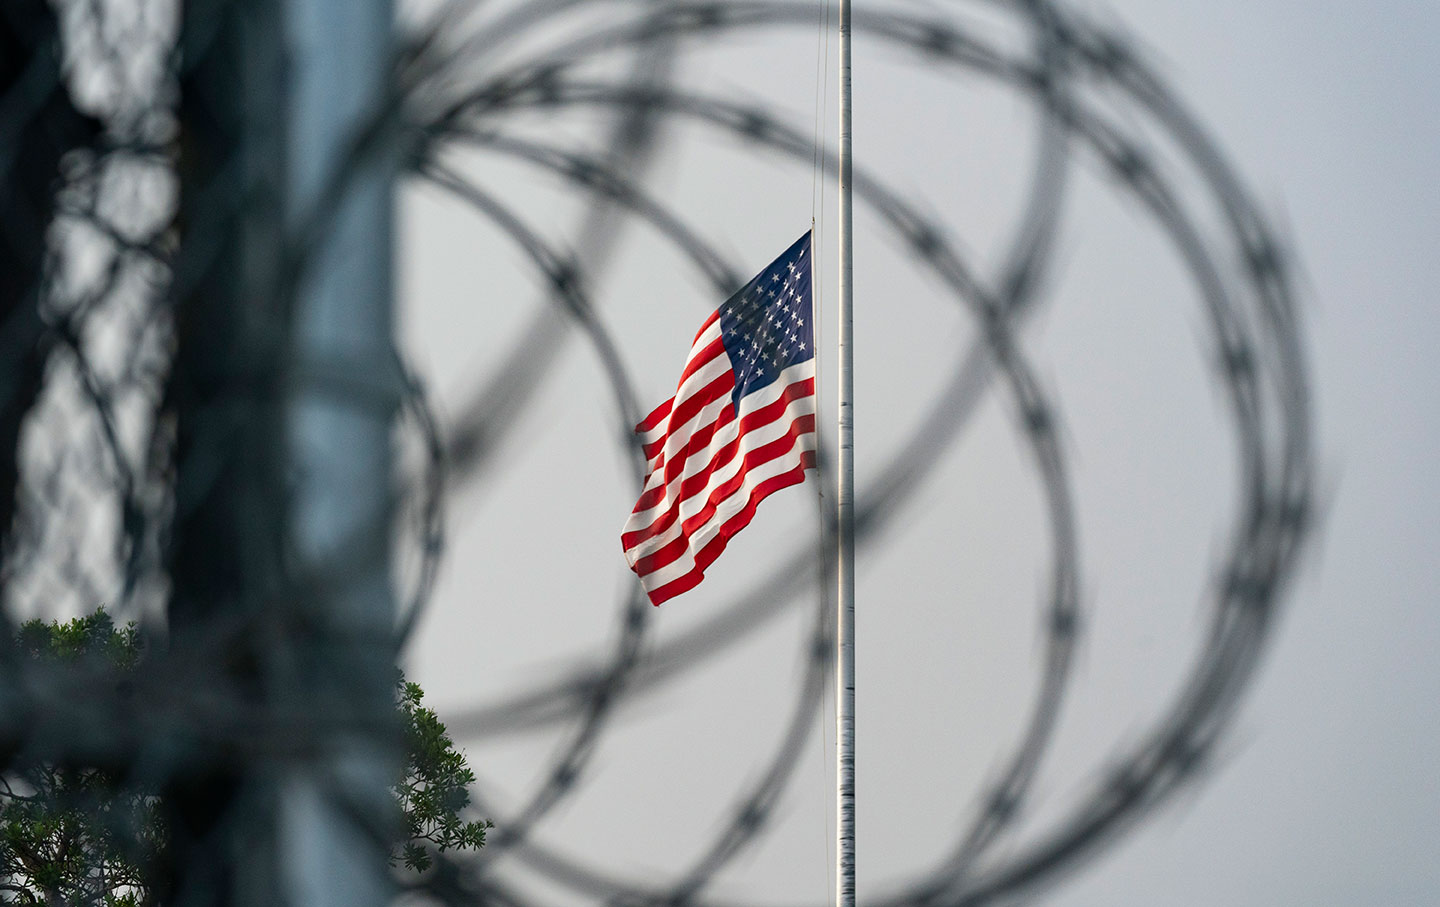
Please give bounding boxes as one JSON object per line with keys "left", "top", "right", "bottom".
{"left": 0, "top": 0, "right": 1313, "bottom": 904}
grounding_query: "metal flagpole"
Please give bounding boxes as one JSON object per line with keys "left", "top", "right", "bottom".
{"left": 835, "top": 0, "right": 856, "bottom": 899}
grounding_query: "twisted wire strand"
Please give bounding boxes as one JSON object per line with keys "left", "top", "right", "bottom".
{"left": 410, "top": 58, "right": 1081, "bottom": 906}
{"left": 0, "top": 0, "right": 1314, "bottom": 904}
{"left": 398, "top": 1, "right": 1311, "bottom": 904}
{"left": 413, "top": 66, "right": 1079, "bottom": 907}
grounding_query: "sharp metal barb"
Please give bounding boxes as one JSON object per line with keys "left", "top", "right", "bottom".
{"left": 0, "top": 0, "right": 1313, "bottom": 905}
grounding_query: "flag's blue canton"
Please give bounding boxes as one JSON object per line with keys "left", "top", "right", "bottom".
{"left": 717, "top": 231, "right": 814, "bottom": 412}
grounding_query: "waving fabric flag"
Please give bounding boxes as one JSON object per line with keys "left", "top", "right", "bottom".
{"left": 622, "top": 231, "right": 817, "bottom": 605}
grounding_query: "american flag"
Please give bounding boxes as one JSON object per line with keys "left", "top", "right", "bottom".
{"left": 622, "top": 231, "right": 817, "bottom": 605}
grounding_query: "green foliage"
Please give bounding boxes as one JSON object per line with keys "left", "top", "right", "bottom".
{"left": 0, "top": 610, "right": 488, "bottom": 904}
{"left": 15, "top": 610, "right": 141, "bottom": 671}
{"left": 1, "top": 610, "right": 159, "bottom": 906}
{"left": 392, "top": 679, "right": 492, "bottom": 873}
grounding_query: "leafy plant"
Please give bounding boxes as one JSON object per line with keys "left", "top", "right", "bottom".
{"left": 0, "top": 610, "right": 487, "bottom": 904}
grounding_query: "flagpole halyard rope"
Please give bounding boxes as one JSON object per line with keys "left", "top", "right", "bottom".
{"left": 810, "top": 217, "right": 836, "bottom": 907}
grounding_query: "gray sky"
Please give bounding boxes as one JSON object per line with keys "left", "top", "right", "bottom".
{"left": 400, "top": 1, "right": 1440, "bottom": 904}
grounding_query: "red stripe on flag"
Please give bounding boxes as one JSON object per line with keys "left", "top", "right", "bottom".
{"left": 621, "top": 233, "right": 815, "bottom": 606}
{"left": 630, "top": 403, "right": 737, "bottom": 524}
{"left": 642, "top": 453, "right": 815, "bottom": 605}
{"left": 622, "top": 381, "right": 816, "bottom": 551}
{"left": 622, "top": 376, "right": 815, "bottom": 548}
{"left": 636, "top": 397, "right": 673, "bottom": 435}
{"left": 629, "top": 416, "right": 815, "bottom": 578}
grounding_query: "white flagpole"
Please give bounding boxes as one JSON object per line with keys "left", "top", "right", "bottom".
{"left": 835, "top": 0, "right": 856, "bottom": 899}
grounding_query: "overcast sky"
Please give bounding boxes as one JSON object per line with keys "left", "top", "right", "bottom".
{"left": 400, "top": 1, "right": 1440, "bottom": 904}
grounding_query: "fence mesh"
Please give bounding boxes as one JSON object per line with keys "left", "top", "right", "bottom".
{"left": 0, "top": 0, "right": 1313, "bottom": 904}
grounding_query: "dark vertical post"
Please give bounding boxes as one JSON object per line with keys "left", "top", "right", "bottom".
{"left": 276, "top": 0, "right": 398, "bottom": 902}
{"left": 166, "top": 0, "right": 290, "bottom": 899}
{"left": 167, "top": 0, "right": 397, "bottom": 902}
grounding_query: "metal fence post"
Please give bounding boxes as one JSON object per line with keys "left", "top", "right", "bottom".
{"left": 279, "top": 0, "right": 399, "bottom": 903}
{"left": 168, "top": 0, "right": 397, "bottom": 902}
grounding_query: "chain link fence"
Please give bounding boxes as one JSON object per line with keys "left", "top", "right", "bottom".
{"left": 0, "top": 0, "right": 1313, "bottom": 903}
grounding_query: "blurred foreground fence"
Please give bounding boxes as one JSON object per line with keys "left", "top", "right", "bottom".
{"left": 0, "top": 0, "right": 1312, "bottom": 904}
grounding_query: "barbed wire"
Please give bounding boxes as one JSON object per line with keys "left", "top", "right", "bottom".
{"left": 0, "top": 0, "right": 1312, "bottom": 904}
